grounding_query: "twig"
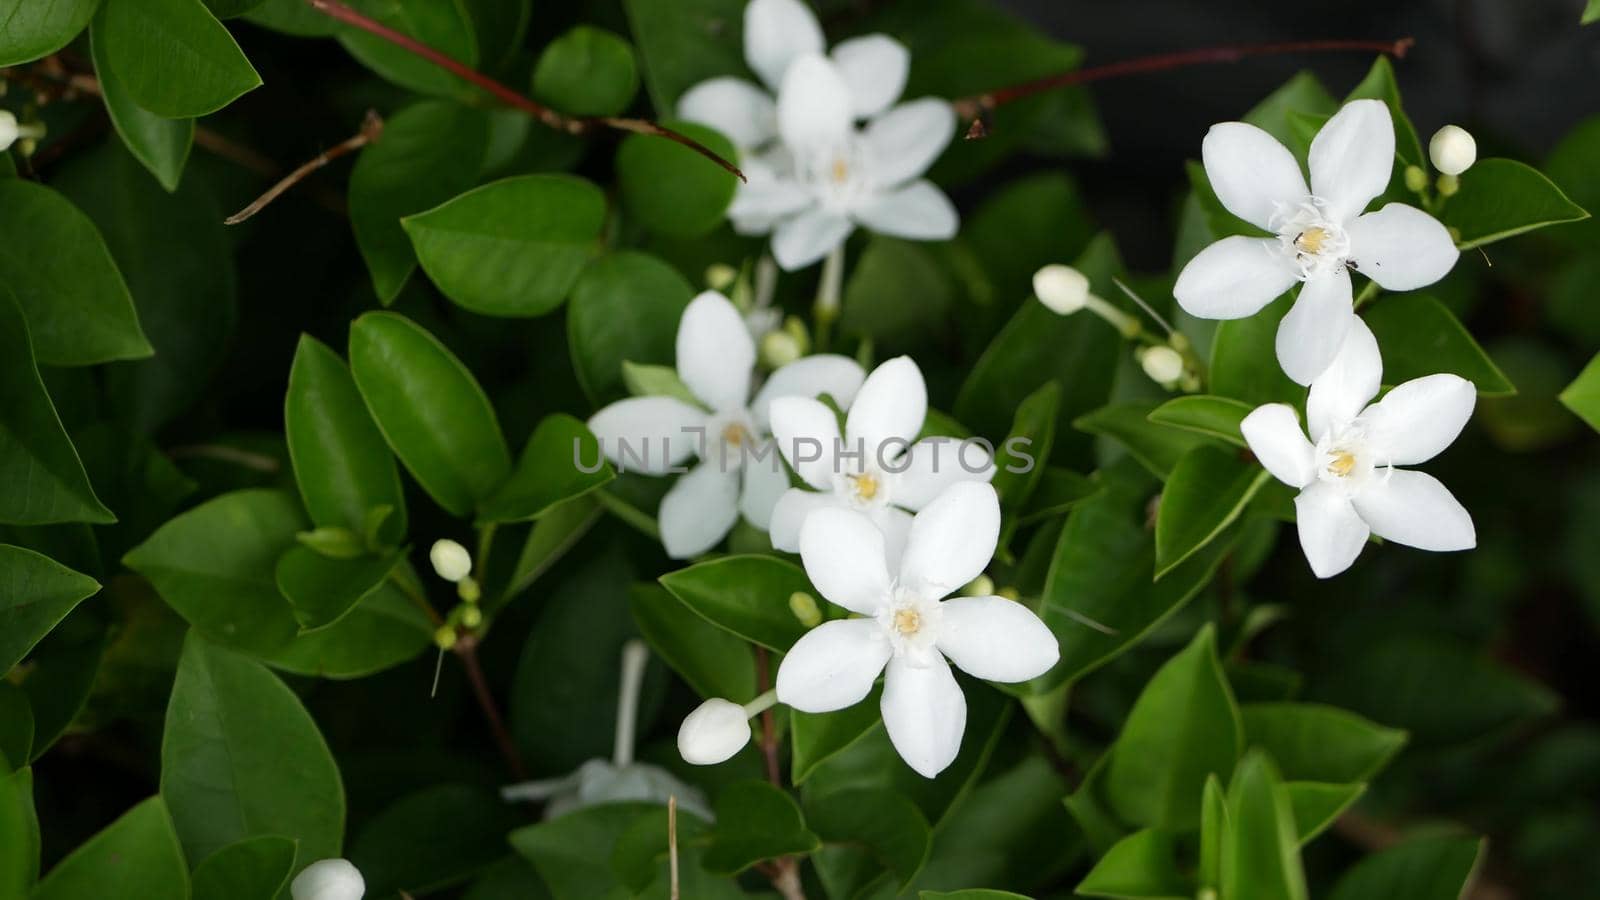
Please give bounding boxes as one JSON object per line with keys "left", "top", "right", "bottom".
{"left": 166, "top": 443, "right": 282, "bottom": 473}
{"left": 304, "top": 0, "right": 745, "bottom": 182}
{"left": 454, "top": 633, "right": 528, "bottom": 781}
{"left": 225, "top": 110, "right": 382, "bottom": 224}
{"left": 953, "top": 37, "right": 1415, "bottom": 138}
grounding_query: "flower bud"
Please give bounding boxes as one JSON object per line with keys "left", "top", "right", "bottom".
{"left": 1033, "top": 264, "right": 1090, "bottom": 315}
{"left": 290, "top": 858, "right": 365, "bottom": 900}
{"left": 961, "top": 575, "right": 995, "bottom": 597}
{"left": 760, "top": 330, "right": 802, "bottom": 369}
{"left": 1429, "top": 125, "right": 1476, "bottom": 176}
{"left": 1403, "top": 165, "right": 1428, "bottom": 193}
{"left": 429, "top": 539, "right": 472, "bottom": 582}
{"left": 0, "top": 111, "right": 18, "bottom": 153}
{"left": 705, "top": 263, "right": 738, "bottom": 292}
{"left": 788, "top": 591, "right": 822, "bottom": 627}
{"left": 1139, "top": 345, "right": 1186, "bottom": 387}
{"left": 677, "top": 698, "right": 752, "bottom": 765}
{"left": 433, "top": 625, "right": 457, "bottom": 651}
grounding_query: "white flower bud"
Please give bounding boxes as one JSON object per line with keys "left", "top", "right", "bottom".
{"left": 677, "top": 698, "right": 751, "bottom": 765}
{"left": 1033, "top": 264, "right": 1090, "bottom": 315}
{"left": 1139, "top": 345, "right": 1186, "bottom": 387}
{"left": 429, "top": 539, "right": 472, "bottom": 582}
{"left": 290, "top": 859, "right": 365, "bottom": 900}
{"left": 0, "top": 111, "right": 17, "bottom": 152}
{"left": 1429, "top": 125, "right": 1476, "bottom": 176}
{"left": 760, "top": 330, "right": 802, "bottom": 369}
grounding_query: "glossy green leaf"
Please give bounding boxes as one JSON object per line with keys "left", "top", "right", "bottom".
{"left": 617, "top": 120, "right": 739, "bottom": 237}
{"left": 659, "top": 555, "right": 814, "bottom": 651}
{"left": 333, "top": 0, "right": 478, "bottom": 97}
{"left": 348, "top": 312, "right": 512, "bottom": 516}
{"left": 1345, "top": 57, "right": 1425, "bottom": 167}
{"left": 498, "top": 494, "right": 603, "bottom": 609}
{"left": 0, "top": 684, "right": 32, "bottom": 771}
{"left": 622, "top": 360, "right": 700, "bottom": 405}
{"left": 805, "top": 788, "right": 931, "bottom": 890}
{"left": 1241, "top": 71, "right": 1336, "bottom": 163}
{"left": 33, "top": 796, "right": 188, "bottom": 900}
{"left": 1146, "top": 395, "right": 1251, "bottom": 447}
{"left": 1222, "top": 752, "right": 1307, "bottom": 900}
{"left": 404, "top": 174, "right": 605, "bottom": 316}
{"left": 704, "top": 780, "right": 821, "bottom": 874}
{"left": 161, "top": 633, "right": 345, "bottom": 866}
{"left": 1074, "top": 402, "right": 1215, "bottom": 480}
{"left": 630, "top": 583, "right": 756, "bottom": 702}
{"left": 0, "top": 180, "right": 149, "bottom": 367}
{"left": 1441, "top": 158, "right": 1589, "bottom": 249}
{"left": 266, "top": 579, "right": 430, "bottom": 679}
{"left": 1560, "top": 351, "right": 1600, "bottom": 432}
{"left": 479, "top": 414, "right": 615, "bottom": 523}
{"left": 190, "top": 836, "right": 298, "bottom": 900}
{"left": 920, "top": 892, "right": 1034, "bottom": 900}
{"left": 1327, "top": 835, "right": 1485, "bottom": 900}
{"left": 90, "top": 14, "right": 194, "bottom": 192}
{"left": 1285, "top": 780, "right": 1363, "bottom": 844}
{"left": 1019, "top": 467, "right": 1098, "bottom": 524}
{"left": 622, "top": 0, "right": 744, "bottom": 112}
{"left": 1586, "top": 0, "right": 1600, "bottom": 23}
{"left": 840, "top": 237, "right": 956, "bottom": 349}
{"left": 97, "top": 0, "right": 261, "bottom": 117}
{"left": 532, "top": 26, "right": 639, "bottom": 117}
{"left": 275, "top": 545, "right": 399, "bottom": 632}
{"left": 1075, "top": 828, "right": 1187, "bottom": 900}
{"left": 511, "top": 803, "right": 731, "bottom": 899}
{"left": 567, "top": 251, "right": 695, "bottom": 404}
{"left": 1363, "top": 294, "right": 1515, "bottom": 395}
{"left": 285, "top": 335, "right": 407, "bottom": 542}
{"left": 17, "top": 609, "right": 106, "bottom": 761}
{"left": 242, "top": 0, "right": 336, "bottom": 35}
{"left": 1155, "top": 445, "right": 1270, "bottom": 578}
{"left": 0, "top": 544, "right": 100, "bottom": 673}
{"left": 0, "top": 0, "right": 97, "bottom": 66}
{"left": 1210, "top": 294, "right": 1304, "bottom": 407}
{"left": 349, "top": 784, "right": 521, "bottom": 897}
{"left": 349, "top": 100, "right": 490, "bottom": 303}
{"left": 791, "top": 691, "right": 883, "bottom": 785}
{"left": 0, "top": 767, "right": 38, "bottom": 898}
{"left": 1199, "top": 775, "right": 1227, "bottom": 891}
{"left": 460, "top": 0, "right": 529, "bottom": 71}
{"left": 1240, "top": 703, "right": 1407, "bottom": 783}
{"left": 993, "top": 381, "right": 1060, "bottom": 514}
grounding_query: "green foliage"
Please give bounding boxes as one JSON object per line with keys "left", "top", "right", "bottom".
{"left": 533, "top": 26, "right": 640, "bottom": 117}
{"left": 89, "top": 14, "right": 194, "bottom": 193}
{"left": 0, "top": 545, "right": 100, "bottom": 673}
{"left": 32, "top": 797, "right": 187, "bottom": 900}
{"left": 190, "top": 836, "right": 298, "bottom": 900}
{"left": 1441, "top": 159, "right": 1589, "bottom": 249}
{"left": 617, "top": 121, "right": 739, "bottom": 236}
{"left": 96, "top": 0, "right": 261, "bottom": 118}
{"left": 0, "top": 0, "right": 98, "bottom": 67}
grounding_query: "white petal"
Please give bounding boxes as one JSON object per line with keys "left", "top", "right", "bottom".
{"left": 772, "top": 208, "right": 854, "bottom": 271}
{"left": 862, "top": 99, "right": 955, "bottom": 188}
{"left": 775, "top": 618, "right": 891, "bottom": 713}
{"left": 1293, "top": 482, "right": 1370, "bottom": 579}
{"left": 1351, "top": 469, "right": 1475, "bottom": 551}
{"left": 1346, "top": 203, "right": 1460, "bottom": 291}
{"left": 798, "top": 507, "right": 892, "bottom": 615}
{"left": 1276, "top": 269, "right": 1353, "bottom": 386}
{"left": 1306, "top": 314, "right": 1381, "bottom": 440}
{"left": 291, "top": 859, "right": 364, "bottom": 900}
{"left": 880, "top": 655, "right": 966, "bottom": 778}
{"left": 830, "top": 34, "right": 909, "bottom": 118}
{"left": 1309, "top": 99, "right": 1395, "bottom": 223}
{"left": 677, "top": 77, "right": 777, "bottom": 149}
{"left": 897, "top": 481, "right": 999, "bottom": 600}
{"left": 729, "top": 177, "right": 814, "bottom": 229}
{"left": 936, "top": 596, "right": 1058, "bottom": 683}
{"left": 845, "top": 356, "right": 927, "bottom": 464}
{"left": 744, "top": 0, "right": 824, "bottom": 92}
{"left": 852, "top": 180, "right": 959, "bottom": 241}
{"left": 1359, "top": 374, "right": 1476, "bottom": 465}
{"left": 1240, "top": 404, "right": 1315, "bottom": 489}
{"left": 867, "top": 505, "right": 913, "bottom": 572}
{"left": 741, "top": 446, "right": 792, "bottom": 530}
{"left": 891, "top": 437, "right": 994, "bottom": 511}
{"left": 1201, "top": 121, "right": 1310, "bottom": 231}
{"left": 588, "top": 397, "right": 708, "bottom": 475}
{"left": 750, "top": 354, "right": 867, "bottom": 431}
{"left": 1173, "top": 236, "right": 1298, "bottom": 320}
{"left": 768, "top": 487, "right": 842, "bottom": 553}
{"left": 777, "top": 54, "right": 853, "bottom": 152}
{"left": 769, "top": 395, "right": 842, "bottom": 490}
{"left": 659, "top": 463, "right": 741, "bottom": 559}
{"left": 676, "top": 291, "right": 755, "bottom": 412}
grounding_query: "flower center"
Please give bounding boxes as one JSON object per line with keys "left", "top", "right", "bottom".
{"left": 707, "top": 410, "right": 759, "bottom": 469}
{"left": 722, "top": 422, "right": 749, "bottom": 447}
{"left": 893, "top": 607, "right": 921, "bottom": 636}
{"left": 1294, "top": 226, "right": 1330, "bottom": 255}
{"left": 831, "top": 157, "right": 850, "bottom": 184}
{"left": 795, "top": 138, "right": 871, "bottom": 212}
{"left": 877, "top": 587, "right": 943, "bottom": 666}
{"left": 848, "top": 472, "right": 879, "bottom": 501}
{"left": 1326, "top": 449, "right": 1357, "bottom": 477}
{"left": 1270, "top": 197, "right": 1350, "bottom": 279}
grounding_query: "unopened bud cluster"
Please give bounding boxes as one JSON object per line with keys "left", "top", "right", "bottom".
{"left": 429, "top": 539, "right": 482, "bottom": 649}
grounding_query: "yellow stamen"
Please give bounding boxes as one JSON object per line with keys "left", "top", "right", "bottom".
{"left": 848, "top": 472, "right": 879, "bottom": 501}
{"left": 831, "top": 157, "right": 849, "bottom": 183}
{"left": 1328, "top": 450, "right": 1356, "bottom": 477}
{"left": 893, "top": 608, "right": 921, "bottom": 636}
{"left": 1295, "top": 227, "right": 1328, "bottom": 255}
{"left": 721, "top": 423, "right": 748, "bottom": 447}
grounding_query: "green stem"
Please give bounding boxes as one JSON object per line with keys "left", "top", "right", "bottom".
{"left": 1353, "top": 280, "right": 1382, "bottom": 311}
{"left": 388, "top": 567, "right": 443, "bottom": 628}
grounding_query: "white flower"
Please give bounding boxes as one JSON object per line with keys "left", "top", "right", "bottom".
{"left": 767, "top": 356, "right": 994, "bottom": 566}
{"left": 587, "top": 291, "right": 865, "bottom": 558}
{"left": 428, "top": 539, "right": 472, "bottom": 582}
{"left": 1239, "top": 316, "right": 1477, "bottom": 579}
{"left": 776, "top": 482, "right": 1058, "bottom": 777}
{"left": 1174, "top": 100, "right": 1460, "bottom": 385}
{"left": 677, "top": 0, "right": 959, "bottom": 270}
{"left": 290, "top": 859, "right": 365, "bottom": 900}
{"left": 1429, "top": 124, "right": 1476, "bottom": 176}
{"left": 677, "top": 698, "right": 754, "bottom": 764}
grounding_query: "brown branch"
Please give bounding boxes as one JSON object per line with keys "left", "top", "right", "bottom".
{"left": 454, "top": 634, "right": 528, "bottom": 781}
{"left": 954, "top": 37, "right": 1416, "bottom": 139}
{"left": 753, "top": 647, "right": 807, "bottom": 900}
{"left": 224, "top": 110, "right": 382, "bottom": 224}
{"left": 305, "top": 0, "right": 745, "bottom": 182}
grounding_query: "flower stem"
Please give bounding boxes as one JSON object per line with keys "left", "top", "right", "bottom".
{"left": 812, "top": 245, "right": 845, "bottom": 352}
{"left": 1353, "top": 280, "right": 1383, "bottom": 311}
{"left": 613, "top": 640, "right": 649, "bottom": 768}
{"left": 741, "top": 689, "right": 779, "bottom": 718}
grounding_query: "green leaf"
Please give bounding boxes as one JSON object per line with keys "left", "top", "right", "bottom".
{"left": 498, "top": 494, "right": 603, "bottom": 609}
{"left": 791, "top": 691, "right": 883, "bottom": 785}
{"left": 532, "top": 26, "right": 639, "bottom": 117}
{"left": 275, "top": 545, "right": 399, "bottom": 632}
{"left": 1199, "top": 775, "right": 1227, "bottom": 891}
{"left": 1107, "top": 625, "right": 1243, "bottom": 831}
{"left": 479, "top": 414, "right": 615, "bottom": 523}
{"left": 1241, "top": 71, "right": 1336, "bottom": 163}
{"left": 0, "top": 293, "right": 115, "bottom": 526}
{"left": 1155, "top": 445, "right": 1270, "bottom": 578}
{"left": 993, "top": 381, "right": 1059, "bottom": 514}
{"left": 659, "top": 555, "right": 814, "bottom": 652}
{"left": 33, "top": 797, "right": 187, "bottom": 900}
{"left": 1560, "top": 351, "right": 1600, "bottom": 432}
{"left": 1146, "top": 395, "right": 1251, "bottom": 447}
{"left": 348, "top": 312, "right": 512, "bottom": 517}
{"left": 1345, "top": 57, "right": 1425, "bottom": 167}
{"left": 190, "top": 836, "right": 298, "bottom": 900}
{"left": 404, "top": 174, "right": 606, "bottom": 316}
{"left": 1074, "top": 402, "right": 1215, "bottom": 480}
{"left": 0, "top": 544, "right": 101, "bottom": 673}
{"left": 1587, "top": 0, "right": 1600, "bottom": 24}
{"left": 1328, "top": 835, "right": 1485, "bottom": 900}
{"left": 567, "top": 251, "right": 694, "bottom": 404}
{"left": 285, "top": 335, "right": 408, "bottom": 542}
{"left": 1441, "top": 158, "right": 1589, "bottom": 249}
{"left": 242, "top": 0, "right": 336, "bottom": 35}
{"left": 1363, "top": 295, "right": 1515, "bottom": 396}
{"left": 89, "top": 13, "right": 193, "bottom": 192}
{"left": 617, "top": 120, "right": 739, "bottom": 237}
{"left": 1019, "top": 467, "right": 1098, "bottom": 524}
{"left": 349, "top": 100, "right": 490, "bottom": 304}
{"left": 97, "top": 0, "right": 261, "bottom": 117}
{"left": 333, "top": 0, "right": 478, "bottom": 97}
{"left": 805, "top": 788, "right": 932, "bottom": 890}
{"left": 349, "top": 784, "right": 521, "bottom": 897}
{"left": 266, "top": 579, "right": 430, "bottom": 679}
{"left": 1210, "top": 294, "right": 1304, "bottom": 407}
{"left": 1075, "top": 828, "right": 1188, "bottom": 900}
{"left": 920, "top": 891, "right": 1033, "bottom": 899}
{"left": 1284, "top": 781, "right": 1363, "bottom": 844}
{"left": 840, "top": 237, "right": 956, "bottom": 348}
{"left": 0, "top": 767, "right": 39, "bottom": 898}
{"left": 460, "top": 0, "right": 529, "bottom": 71}
{"left": 630, "top": 583, "right": 756, "bottom": 702}
{"left": 512, "top": 803, "right": 732, "bottom": 899}
{"left": 0, "top": 179, "right": 150, "bottom": 367}
{"left": 0, "top": 684, "right": 32, "bottom": 770}
{"left": 17, "top": 609, "right": 106, "bottom": 760}
{"left": 1222, "top": 752, "right": 1307, "bottom": 900}
{"left": 703, "top": 780, "right": 821, "bottom": 874}
{"left": 161, "top": 633, "right": 345, "bottom": 867}
{"left": 622, "top": 360, "right": 700, "bottom": 406}
{"left": 622, "top": 0, "right": 744, "bottom": 112}
{"left": 0, "top": 0, "right": 96, "bottom": 66}
{"left": 1240, "top": 703, "right": 1407, "bottom": 783}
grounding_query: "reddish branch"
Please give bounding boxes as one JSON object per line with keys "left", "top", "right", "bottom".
{"left": 454, "top": 633, "right": 528, "bottom": 781}
{"left": 954, "top": 37, "right": 1415, "bottom": 139}
{"left": 225, "top": 110, "right": 383, "bottom": 224}
{"left": 305, "top": 0, "right": 745, "bottom": 182}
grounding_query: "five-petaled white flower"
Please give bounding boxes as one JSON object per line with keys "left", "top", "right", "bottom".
{"left": 1174, "top": 99, "right": 1460, "bottom": 385}
{"left": 677, "top": 0, "right": 959, "bottom": 270}
{"left": 777, "top": 482, "right": 1058, "bottom": 778}
{"left": 766, "top": 356, "right": 994, "bottom": 565}
{"left": 588, "top": 291, "right": 865, "bottom": 558}
{"left": 1240, "top": 315, "right": 1477, "bottom": 579}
